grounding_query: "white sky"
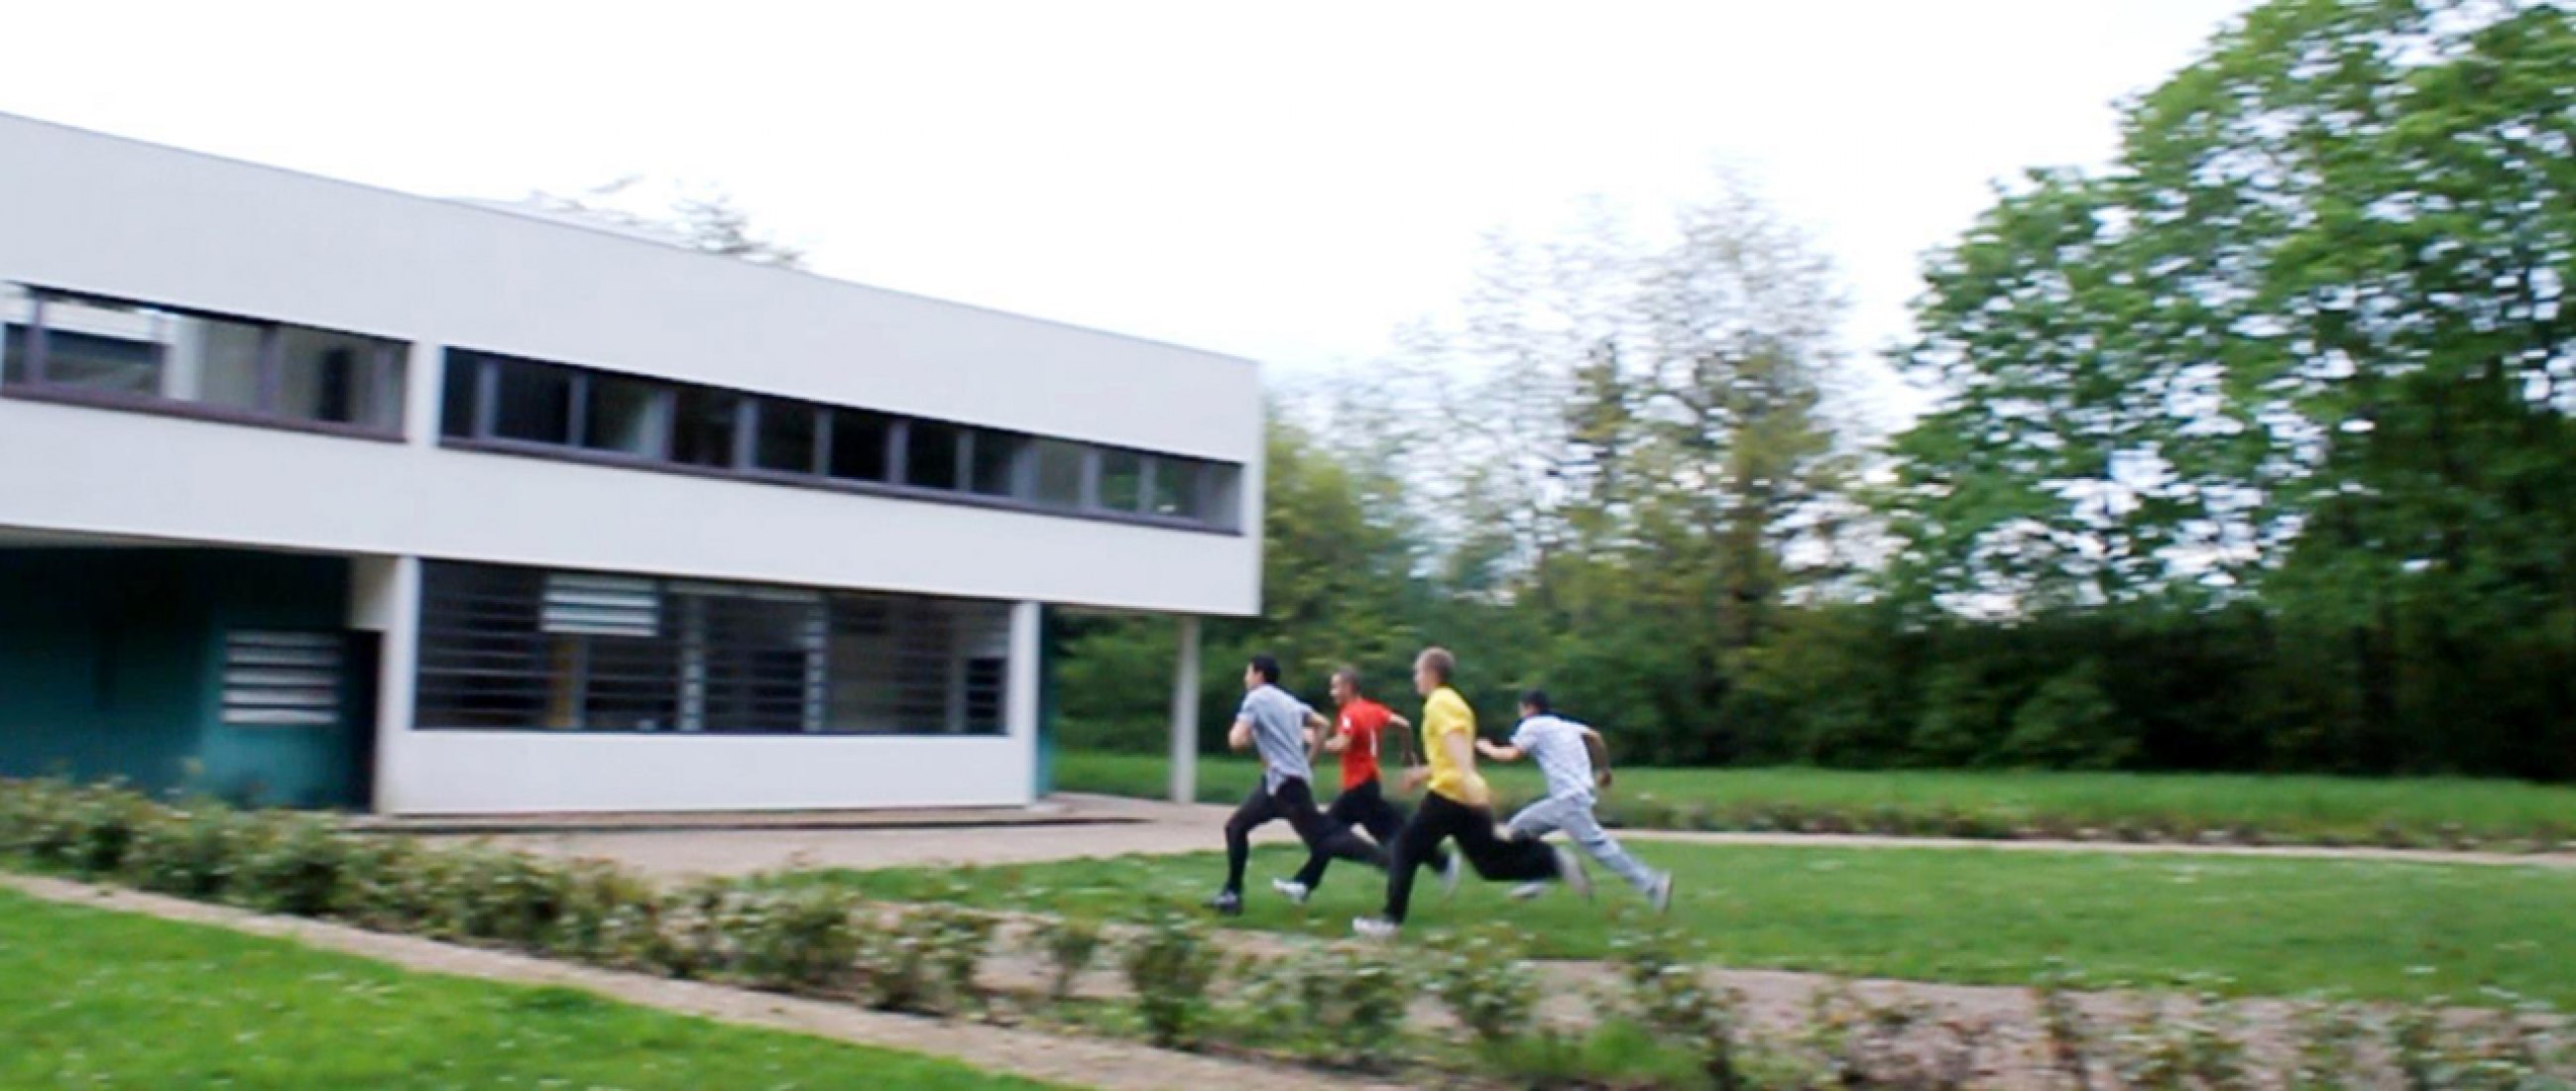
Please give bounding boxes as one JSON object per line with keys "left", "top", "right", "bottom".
{"left": 2, "top": 1, "right": 2254, "bottom": 427}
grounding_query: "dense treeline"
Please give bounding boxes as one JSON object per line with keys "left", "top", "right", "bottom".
{"left": 1061, "top": 0, "right": 2576, "bottom": 781}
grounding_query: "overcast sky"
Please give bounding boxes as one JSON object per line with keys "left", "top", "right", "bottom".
{"left": 3, "top": 1, "right": 2255, "bottom": 425}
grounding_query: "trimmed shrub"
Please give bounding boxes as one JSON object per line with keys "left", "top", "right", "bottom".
{"left": 1025, "top": 914, "right": 1105, "bottom": 1002}
{"left": 123, "top": 801, "right": 250, "bottom": 899}
{"left": 1121, "top": 909, "right": 1220, "bottom": 1047}
{"left": 729, "top": 884, "right": 863, "bottom": 992}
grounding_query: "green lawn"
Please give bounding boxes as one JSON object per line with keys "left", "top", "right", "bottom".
{"left": 1054, "top": 750, "right": 2576, "bottom": 847}
{"left": 794, "top": 840, "right": 2576, "bottom": 1006}
{"left": 0, "top": 888, "right": 1056, "bottom": 1090}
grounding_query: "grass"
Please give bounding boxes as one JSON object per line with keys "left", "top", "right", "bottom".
{"left": 1054, "top": 750, "right": 2576, "bottom": 847}
{"left": 790, "top": 840, "right": 2576, "bottom": 1007}
{"left": 0, "top": 887, "right": 1057, "bottom": 1090}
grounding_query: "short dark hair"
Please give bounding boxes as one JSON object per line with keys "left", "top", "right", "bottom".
{"left": 1417, "top": 647, "right": 1456, "bottom": 683}
{"left": 1519, "top": 688, "right": 1552, "bottom": 714}
{"left": 1332, "top": 666, "right": 1362, "bottom": 691}
{"left": 1248, "top": 655, "right": 1281, "bottom": 684}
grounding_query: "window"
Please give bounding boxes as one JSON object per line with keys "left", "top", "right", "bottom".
{"left": 906, "top": 421, "right": 961, "bottom": 490}
{"left": 1099, "top": 449, "right": 1144, "bottom": 511}
{"left": 490, "top": 357, "right": 576, "bottom": 444}
{"left": 1149, "top": 457, "right": 1196, "bottom": 519}
{"left": 970, "top": 430, "right": 1024, "bottom": 497}
{"left": 416, "top": 560, "right": 1010, "bottom": 736}
{"left": 671, "top": 389, "right": 742, "bottom": 468}
{"left": 3, "top": 286, "right": 407, "bottom": 435}
{"left": 221, "top": 631, "right": 342, "bottom": 727}
{"left": 828, "top": 410, "right": 891, "bottom": 481}
{"left": 582, "top": 374, "right": 668, "bottom": 456}
{"left": 428, "top": 344, "right": 1243, "bottom": 531}
{"left": 276, "top": 326, "right": 403, "bottom": 430}
{"left": 1030, "top": 439, "right": 1087, "bottom": 509}
{"left": 439, "top": 353, "right": 479, "bottom": 437}
{"left": 753, "top": 400, "right": 820, "bottom": 474}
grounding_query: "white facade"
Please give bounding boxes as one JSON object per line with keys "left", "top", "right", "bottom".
{"left": 0, "top": 112, "right": 1258, "bottom": 814}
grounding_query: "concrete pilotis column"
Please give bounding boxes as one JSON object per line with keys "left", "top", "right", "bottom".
{"left": 1169, "top": 615, "right": 1200, "bottom": 804}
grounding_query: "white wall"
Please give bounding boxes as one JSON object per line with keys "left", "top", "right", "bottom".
{"left": 0, "top": 112, "right": 1263, "bottom": 618}
{"left": 388, "top": 732, "right": 1036, "bottom": 814}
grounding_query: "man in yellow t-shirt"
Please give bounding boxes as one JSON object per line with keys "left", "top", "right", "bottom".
{"left": 1353, "top": 647, "right": 1587, "bottom": 937}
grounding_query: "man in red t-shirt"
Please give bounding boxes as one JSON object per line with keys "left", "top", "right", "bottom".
{"left": 1275, "top": 666, "right": 1455, "bottom": 902}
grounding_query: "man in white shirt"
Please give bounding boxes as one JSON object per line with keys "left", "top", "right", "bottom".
{"left": 1476, "top": 688, "right": 1674, "bottom": 912}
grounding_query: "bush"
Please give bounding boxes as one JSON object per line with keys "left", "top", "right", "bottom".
{"left": 1121, "top": 909, "right": 1220, "bottom": 1047}
{"left": 545, "top": 858, "right": 660, "bottom": 962}
{"left": 334, "top": 834, "right": 444, "bottom": 933}
{"left": 1609, "top": 924, "right": 1747, "bottom": 1090}
{"left": 1426, "top": 924, "right": 1544, "bottom": 1052}
{"left": 122, "top": 801, "right": 249, "bottom": 899}
{"left": 856, "top": 909, "right": 936, "bottom": 1013}
{"left": 2000, "top": 662, "right": 2135, "bottom": 771}
{"left": 53, "top": 781, "right": 161, "bottom": 878}
{"left": 728, "top": 885, "right": 863, "bottom": 992}
{"left": 915, "top": 904, "right": 997, "bottom": 1013}
{"left": 1234, "top": 942, "right": 1413, "bottom": 1070}
{"left": 437, "top": 845, "right": 569, "bottom": 944}
{"left": 232, "top": 812, "right": 354, "bottom": 917}
{"left": 1025, "top": 914, "right": 1105, "bottom": 1002}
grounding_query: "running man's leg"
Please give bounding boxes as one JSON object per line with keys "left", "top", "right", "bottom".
{"left": 1559, "top": 802, "right": 1665, "bottom": 895}
{"left": 1278, "top": 779, "right": 1385, "bottom": 894}
{"left": 1358, "top": 782, "right": 1453, "bottom": 874}
{"left": 1293, "top": 783, "right": 1375, "bottom": 888}
{"left": 1381, "top": 792, "right": 1469, "bottom": 924}
{"left": 1503, "top": 794, "right": 1579, "bottom": 842}
{"left": 1223, "top": 782, "right": 1285, "bottom": 896}
{"left": 1451, "top": 800, "right": 1564, "bottom": 884}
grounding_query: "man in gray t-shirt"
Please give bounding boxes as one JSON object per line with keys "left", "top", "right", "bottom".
{"left": 1207, "top": 655, "right": 1388, "bottom": 915}
{"left": 1476, "top": 688, "right": 1673, "bottom": 912}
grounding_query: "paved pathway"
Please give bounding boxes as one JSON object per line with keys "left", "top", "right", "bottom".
{"left": 447, "top": 792, "right": 2576, "bottom": 882}
{"left": 4, "top": 874, "right": 1407, "bottom": 1091}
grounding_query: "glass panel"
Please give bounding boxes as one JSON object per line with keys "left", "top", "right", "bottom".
{"left": 582, "top": 375, "right": 668, "bottom": 456}
{"left": 754, "top": 400, "right": 820, "bottom": 473}
{"left": 1147, "top": 458, "right": 1194, "bottom": 518}
{"left": 37, "top": 295, "right": 270, "bottom": 407}
{"left": 490, "top": 358, "right": 576, "bottom": 443}
{"left": 970, "top": 430, "right": 1024, "bottom": 497}
{"left": 671, "top": 389, "right": 741, "bottom": 468}
{"left": 1030, "top": 439, "right": 1085, "bottom": 509}
{"left": 2, "top": 285, "right": 34, "bottom": 385}
{"left": 277, "top": 326, "right": 404, "bottom": 428}
{"left": 906, "top": 421, "right": 960, "bottom": 489}
{"left": 439, "top": 352, "right": 479, "bottom": 437}
{"left": 827, "top": 410, "right": 890, "bottom": 481}
{"left": 1098, "top": 449, "right": 1144, "bottom": 511}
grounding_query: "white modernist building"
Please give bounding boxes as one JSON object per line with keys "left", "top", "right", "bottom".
{"left": 0, "top": 112, "right": 1257, "bottom": 814}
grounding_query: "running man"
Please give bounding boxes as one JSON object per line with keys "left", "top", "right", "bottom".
{"left": 1208, "top": 654, "right": 1388, "bottom": 916}
{"left": 1352, "top": 648, "right": 1584, "bottom": 938}
{"left": 1478, "top": 689, "right": 1675, "bottom": 912}
{"left": 1273, "top": 667, "right": 1455, "bottom": 904}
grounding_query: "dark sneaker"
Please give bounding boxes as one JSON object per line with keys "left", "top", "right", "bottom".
{"left": 1206, "top": 891, "right": 1243, "bottom": 916}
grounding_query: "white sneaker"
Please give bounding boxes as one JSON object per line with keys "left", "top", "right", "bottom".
{"left": 1439, "top": 853, "right": 1464, "bottom": 899}
{"left": 1351, "top": 916, "right": 1399, "bottom": 940}
{"left": 1508, "top": 881, "right": 1549, "bottom": 902}
{"left": 1553, "top": 846, "right": 1593, "bottom": 901}
{"left": 1650, "top": 872, "right": 1675, "bottom": 914}
{"left": 1270, "top": 878, "right": 1311, "bottom": 905}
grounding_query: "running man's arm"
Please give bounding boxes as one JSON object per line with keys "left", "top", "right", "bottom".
{"left": 1475, "top": 738, "right": 1525, "bottom": 762}
{"left": 1228, "top": 715, "right": 1254, "bottom": 752}
{"left": 1581, "top": 727, "right": 1614, "bottom": 788}
{"left": 1302, "top": 708, "right": 1331, "bottom": 760}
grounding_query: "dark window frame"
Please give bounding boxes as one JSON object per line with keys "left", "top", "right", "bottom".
{"left": 434, "top": 346, "right": 1244, "bottom": 536}
{"left": 413, "top": 559, "right": 1018, "bottom": 737}
{"left": 2, "top": 285, "right": 408, "bottom": 441}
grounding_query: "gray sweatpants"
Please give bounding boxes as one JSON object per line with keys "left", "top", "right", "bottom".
{"left": 1504, "top": 792, "right": 1663, "bottom": 895}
